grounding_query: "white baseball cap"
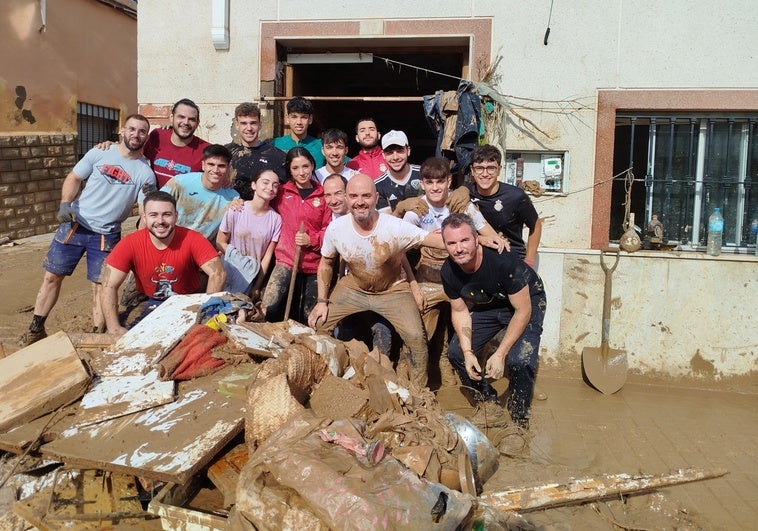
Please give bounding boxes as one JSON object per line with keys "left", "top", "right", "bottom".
{"left": 381, "top": 130, "right": 409, "bottom": 150}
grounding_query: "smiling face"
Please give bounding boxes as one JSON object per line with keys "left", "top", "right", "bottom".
{"left": 234, "top": 114, "right": 261, "bottom": 147}
{"left": 470, "top": 159, "right": 501, "bottom": 195}
{"left": 170, "top": 103, "right": 200, "bottom": 140}
{"left": 122, "top": 117, "right": 150, "bottom": 152}
{"left": 323, "top": 176, "right": 348, "bottom": 216}
{"left": 287, "top": 112, "right": 312, "bottom": 139}
{"left": 346, "top": 174, "right": 378, "bottom": 224}
{"left": 251, "top": 170, "right": 279, "bottom": 202}
{"left": 355, "top": 119, "right": 380, "bottom": 149}
{"left": 421, "top": 176, "right": 451, "bottom": 208}
{"left": 289, "top": 155, "right": 314, "bottom": 189}
{"left": 382, "top": 145, "right": 410, "bottom": 174}
{"left": 201, "top": 156, "right": 230, "bottom": 190}
{"left": 442, "top": 222, "right": 480, "bottom": 271}
{"left": 144, "top": 199, "right": 178, "bottom": 242}
{"left": 322, "top": 140, "right": 348, "bottom": 170}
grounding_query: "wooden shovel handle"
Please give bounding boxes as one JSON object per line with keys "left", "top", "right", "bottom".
{"left": 283, "top": 222, "right": 305, "bottom": 319}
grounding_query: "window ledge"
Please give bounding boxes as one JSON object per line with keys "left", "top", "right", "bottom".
{"left": 539, "top": 246, "right": 758, "bottom": 263}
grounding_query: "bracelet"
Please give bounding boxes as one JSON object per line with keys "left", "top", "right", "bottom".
{"left": 317, "top": 297, "right": 330, "bottom": 304}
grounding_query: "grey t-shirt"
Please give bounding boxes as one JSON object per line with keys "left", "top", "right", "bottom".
{"left": 72, "top": 145, "right": 156, "bottom": 234}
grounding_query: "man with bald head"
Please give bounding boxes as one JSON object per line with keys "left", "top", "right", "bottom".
{"left": 308, "top": 173, "right": 444, "bottom": 387}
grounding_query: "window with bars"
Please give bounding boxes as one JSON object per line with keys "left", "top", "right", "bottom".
{"left": 611, "top": 114, "right": 758, "bottom": 251}
{"left": 76, "top": 102, "right": 119, "bottom": 159}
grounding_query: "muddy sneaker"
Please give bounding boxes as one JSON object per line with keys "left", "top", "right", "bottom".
{"left": 439, "top": 356, "right": 460, "bottom": 387}
{"left": 495, "top": 424, "right": 530, "bottom": 457}
{"left": 469, "top": 401, "right": 509, "bottom": 429}
{"left": 19, "top": 328, "right": 47, "bottom": 347}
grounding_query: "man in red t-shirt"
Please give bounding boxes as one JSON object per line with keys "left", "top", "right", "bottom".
{"left": 143, "top": 98, "right": 211, "bottom": 187}
{"left": 100, "top": 191, "right": 225, "bottom": 335}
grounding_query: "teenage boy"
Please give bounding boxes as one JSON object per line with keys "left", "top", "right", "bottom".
{"left": 315, "top": 129, "right": 357, "bottom": 184}
{"left": 226, "top": 102, "right": 286, "bottom": 197}
{"left": 271, "top": 96, "right": 325, "bottom": 167}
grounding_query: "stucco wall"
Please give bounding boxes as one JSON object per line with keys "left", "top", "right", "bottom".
{"left": 1, "top": 0, "right": 137, "bottom": 133}
{"left": 135, "top": 2, "right": 758, "bottom": 384}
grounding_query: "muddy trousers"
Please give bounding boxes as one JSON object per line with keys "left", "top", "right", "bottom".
{"left": 318, "top": 280, "right": 429, "bottom": 388}
{"left": 447, "top": 300, "right": 545, "bottom": 422}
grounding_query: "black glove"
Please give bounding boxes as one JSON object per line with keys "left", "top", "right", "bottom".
{"left": 56, "top": 202, "right": 76, "bottom": 223}
{"left": 142, "top": 182, "right": 158, "bottom": 196}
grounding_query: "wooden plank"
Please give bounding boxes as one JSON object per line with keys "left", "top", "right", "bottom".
{"left": 0, "top": 404, "right": 78, "bottom": 454}
{"left": 479, "top": 467, "right": 729, "bottom": 513}
{"left": 12, "top": 468, "right": 147, "bottom": 529}
{"left": 72, "top": 369, "right": 175, "bottom": 427}
{"left": 221, "top": 322, "right": 280, "bottom": 357}
{"left": 101, "top": 293, "right": 211, "bottom": 376}
{"left": 207, "top": 443, "right": 249, "bottom": 507}
{"left": 0, "top": 331, "right": 91, "bottom": 433}
{"left": 39, "top": 365, "right": 247, "bottom": 485}
{"left": 66, "top": 332, "right": 118, "bottom": 349}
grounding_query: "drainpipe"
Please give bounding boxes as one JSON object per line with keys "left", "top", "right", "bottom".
{"left": 211, "top": 0, "right": 229, "bottom": 50}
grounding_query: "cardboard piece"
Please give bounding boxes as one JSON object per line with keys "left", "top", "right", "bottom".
{"left": 0, "top": 331, "right": 90, "bottom": 433}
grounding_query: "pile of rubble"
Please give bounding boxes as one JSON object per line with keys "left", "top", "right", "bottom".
{"left": 0, "top": 292, "right": 725, "bottom": 530}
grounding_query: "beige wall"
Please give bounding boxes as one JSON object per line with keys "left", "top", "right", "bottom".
{"left": 1, "top": 0, "right": 137, "bottom": 133}
{"left": 135, "top": 2, "right": 758, "bottom": 384}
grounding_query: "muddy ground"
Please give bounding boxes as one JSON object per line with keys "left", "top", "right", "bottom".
{"left": 0, "top": 230, "right": 755, "bottom": 529}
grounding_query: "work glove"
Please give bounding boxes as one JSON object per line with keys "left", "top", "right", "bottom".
{"left": 142, "top": 182, "right": 158, "bottom": 196}
{"left": 56, "top": 202, "right": 76, "bottom": 223}
{"left": 393, "top": 196, "right": 428, "bottom": 218}
{"left": 446, "top": 187, "right": 470, "bottom": 213}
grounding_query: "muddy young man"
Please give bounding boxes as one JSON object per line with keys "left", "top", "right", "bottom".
{"left": 440, "top": 213, "right": 546, "bottom": 430}
{"left": 21, "top": 114, "right": 156, "bottom": 345}
{"left": 100, "top": 191, "right": 226, "bottom": 335}
{"left": 160, "top": 144, "right": 240, "bottom": 242}
{"left": 226, "top": 102, "right": 287, "bottom": 196}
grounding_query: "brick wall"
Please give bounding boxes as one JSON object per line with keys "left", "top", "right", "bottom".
{"left": 0, "top": 134, "right": 76, "bottom": 241}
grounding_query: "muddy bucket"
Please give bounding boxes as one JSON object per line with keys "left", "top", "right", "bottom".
{"left": 444, "top": 412, "right": 499, "bottom": 492}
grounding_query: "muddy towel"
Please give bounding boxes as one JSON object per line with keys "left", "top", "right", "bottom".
{"left": 157, "top": 324, "right": 228, "bottom": 381}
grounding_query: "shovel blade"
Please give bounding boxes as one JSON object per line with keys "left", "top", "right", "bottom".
{"left": 582, "top": 345, "right": 627, "bottom": 395}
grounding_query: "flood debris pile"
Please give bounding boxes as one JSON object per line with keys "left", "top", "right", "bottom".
{"left": 0, "top": 293, "right": 728, "bottom": 530}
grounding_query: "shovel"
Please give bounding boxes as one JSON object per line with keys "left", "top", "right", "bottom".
{"left": 283, "top": 222, "right": 305, "bottom": 320}
{"left": 582, "top": 247, "right": 627, "bottom": 394}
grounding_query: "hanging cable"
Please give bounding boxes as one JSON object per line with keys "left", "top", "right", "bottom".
{"left": 544, "top": 0, "right": 555, "bottom": 45}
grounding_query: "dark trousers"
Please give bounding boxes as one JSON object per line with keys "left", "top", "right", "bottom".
{"left": 447, "top": 297, "right": 546, "bottom": 422}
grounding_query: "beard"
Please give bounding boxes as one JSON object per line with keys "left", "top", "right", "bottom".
{"left": 125, "top": 136, "right": 147, "bottom": 152}
{"left": 148, "top": 224, "right": 175, "bottom": 240}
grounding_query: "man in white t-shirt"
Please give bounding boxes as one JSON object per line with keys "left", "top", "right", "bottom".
{"left": 315, "top": 129, "right": 357, "bottom": 184}
{"left": 308, "top": 174, "right": 445, "bottom": 388}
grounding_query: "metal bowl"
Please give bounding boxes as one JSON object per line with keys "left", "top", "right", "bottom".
{"left": 444, "top": 412, "right": 499, "bottom": 492}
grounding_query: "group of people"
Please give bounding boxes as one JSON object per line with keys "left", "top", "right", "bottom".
{"left": 22, "top": 96, "right": 546, "bottom": 431}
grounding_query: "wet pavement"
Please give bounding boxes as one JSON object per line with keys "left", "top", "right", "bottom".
{"left": 438, "top": 372, "right": 758, "bottom": 529}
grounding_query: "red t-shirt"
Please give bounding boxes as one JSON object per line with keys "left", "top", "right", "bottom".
{"left": 106, "top": 226, "right": 219, "bottom": 298}
{"left": 346, "top": 145, "right": 387, "bottom": 180}
{"left": 143, "top": 128, "right": 211, "bottom": 187}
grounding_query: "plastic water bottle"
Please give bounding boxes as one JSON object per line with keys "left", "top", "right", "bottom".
{"left": 706, "top": 208, "right": 724, "bottom": 256}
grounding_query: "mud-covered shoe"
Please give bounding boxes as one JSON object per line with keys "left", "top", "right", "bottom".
{"left": 469, "top": 400, "right": 509, "bottom": 429}
{"left": 19, "top": 328, "right": 47, "bottom": 347}
{"left": 494, "top": 424, "right": 531, "bottom": 457}
{"left": 439, "top": 356, "right": 460, "bottom": 387}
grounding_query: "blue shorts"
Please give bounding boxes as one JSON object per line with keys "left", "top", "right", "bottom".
{"left": 42, "top": 222, "right": 121, "bottom": 282}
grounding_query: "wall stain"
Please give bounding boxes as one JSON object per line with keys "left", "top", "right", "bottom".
{"left": 13, "top": 85, "right": 36, "bottom": 124}
{"left": 576, "top": 292, "right": 588, "bottom": 299}
{"left": 611, "top": 296, "right": 622, "bottom": 309}
{"left": 575, "top": 332, "right": 589, "bottom": 343}
{"left": 690, "top": 350, "right": 716, "bottom": 377}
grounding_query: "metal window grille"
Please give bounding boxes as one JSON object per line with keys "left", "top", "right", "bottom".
{"left": 612, "top": 114, "right": 758, "bottom": 250}
{"left": 76, "top": 102, "right": 119, "bottom": 159}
